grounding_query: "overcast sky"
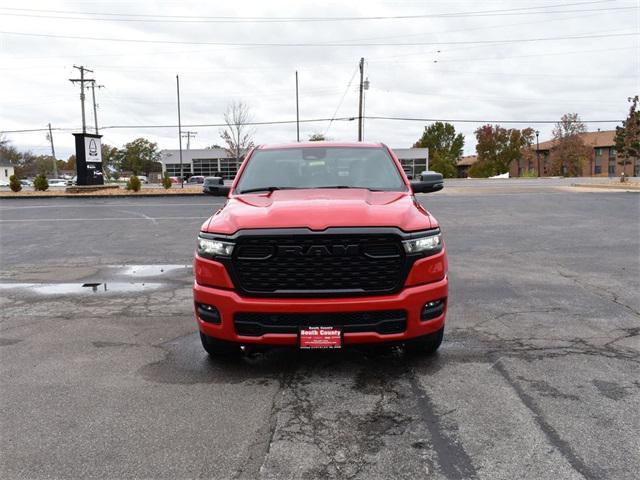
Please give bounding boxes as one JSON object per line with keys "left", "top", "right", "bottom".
{"left": 1, "top": 0, "right": 638, "bottom": 159}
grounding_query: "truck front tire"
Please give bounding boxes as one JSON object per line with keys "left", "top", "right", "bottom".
{"left": 200, "top": 332, "right": 242, "bottom": 357}
{"left": 404, "top": 327, "right": 444, "bottom": 356}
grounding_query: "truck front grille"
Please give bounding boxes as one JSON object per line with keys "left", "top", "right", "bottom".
{"left": 234, "top": 310, "right": 407, "bottom": 336}
{"left": 230, "top": 233, "right": 405, "bottom": 296}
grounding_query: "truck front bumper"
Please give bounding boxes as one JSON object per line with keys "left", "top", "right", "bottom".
{"left": 193, "top": 276, "right": 448, "bottom": 346}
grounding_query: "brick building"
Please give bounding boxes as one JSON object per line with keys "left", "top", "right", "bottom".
{"left": 510, "top": 130, "right": 638, "bottom": 178}
{"left": 456, "top": 155, "right": 478, "bottom": 178}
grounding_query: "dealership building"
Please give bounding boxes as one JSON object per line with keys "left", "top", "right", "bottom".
{"left": 158, "top": 147, "right": 429, "bottom": 180}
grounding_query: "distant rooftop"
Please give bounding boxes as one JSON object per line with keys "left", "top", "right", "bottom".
{"left": 535, "top": 130, "right": 616, "bottom": 151}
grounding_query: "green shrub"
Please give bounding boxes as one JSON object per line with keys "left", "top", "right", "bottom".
{"left": 9, "top": 174, "right": 21, "bottom": 192}
{"left": 162, "top": 172, "right": 172, "bottom": 189}
{"left": 126, "top": 175, "right": 141, "bottom": 192}
{"left": 34, "top": 174, "right": 48, "bottom": 191}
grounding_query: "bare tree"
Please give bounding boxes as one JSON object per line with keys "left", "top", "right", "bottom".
{"left": 219, "top": 101, "right": 255, "bottom": 163}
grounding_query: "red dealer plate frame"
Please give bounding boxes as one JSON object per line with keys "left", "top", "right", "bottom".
{"left": 298, "top": 326, "right": 343, "bottom": 349}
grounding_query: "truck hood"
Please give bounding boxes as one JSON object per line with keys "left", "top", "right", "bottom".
{"left": 202, "top": 189, "right": 435, "bottom": 234}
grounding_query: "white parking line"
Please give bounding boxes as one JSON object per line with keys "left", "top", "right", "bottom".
{"left": 0, "top": 217, "right": 207, "bottom": 222}
{"left": 0, "top": 203, "right": 223, "bottom": 210}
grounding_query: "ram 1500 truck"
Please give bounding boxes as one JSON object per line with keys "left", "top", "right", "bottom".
{"left": 193, "top": 142, "right": 447, "bottom": 357}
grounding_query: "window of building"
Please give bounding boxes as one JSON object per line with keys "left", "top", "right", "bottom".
{"left": 165, "top": 163, "right": 191, "bottom": 177}
{"left": 192, "top": 158, "right": 224, "bottom": 177}
{"left": 3, "top": 169, "right": 7, "bottom": 177}
{"left": 399, "top": 158, "right": 427, "bottom": 179}
{"left": 219, "top": 158, "right": 240, "bottom": 179}
{"left": 595, "top": 148, "right": 603, "bottom": 157}
{"left": 594, "top": 166, "right": 602, "bottom": 174}
{"left": 609, "top": 147, "right": 616, "bottom": 158}
{"left": 608, "top": 158, "right": 616, "bottom": 176}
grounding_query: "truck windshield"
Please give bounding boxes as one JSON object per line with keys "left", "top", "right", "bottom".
{"left": 235, "top": 147, "right": 407, "bottom": 194}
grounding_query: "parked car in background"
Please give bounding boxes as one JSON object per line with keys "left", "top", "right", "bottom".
{"left": 20, "top": 179, "right": 34, "bottom": 187}
{"left": 48, "top": 179, "right": 68, "bottom": 187}
{"left": 202, "top": 176, "right": 224, "bottom": 195}
{"left": 0, "top": 179, "right": 9, "bottom": 187}
{"left": 137, "top": 175, "right": 149, "bottom": 184}
{"left": 187, "top": 175, "right": 205, "bottom": 184}
{"left": 170, "top": 176, "right": 181, "bottom": 184}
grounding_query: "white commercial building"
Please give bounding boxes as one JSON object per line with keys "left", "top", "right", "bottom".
{"left": 1, "top": 159, "right": 15, "bottom": 182}
{"left": 159, "top": 147, "right": 429, "bottom": 180}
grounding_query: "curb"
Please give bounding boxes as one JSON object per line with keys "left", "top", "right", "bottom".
{"left": 571, "top": 184, "right": 640, "bottom": 191}
{"left": 0, "top": 192, "right": 208, "bottom": 199}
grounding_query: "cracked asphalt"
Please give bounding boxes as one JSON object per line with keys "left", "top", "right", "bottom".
{"left": 1, "top": 184, "right": 639, "bottom": 479}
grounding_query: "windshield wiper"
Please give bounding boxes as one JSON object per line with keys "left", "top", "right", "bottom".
{"left": 237, "top": 186, "right": 298, "bottom": 194}
{"left": 312, "top": 185, "right": 386, "bottom": 191}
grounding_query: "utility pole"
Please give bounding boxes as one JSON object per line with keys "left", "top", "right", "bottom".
{"left": 69, "top": 65, "right": 94, "bottom": 134}
{"left": 357, "top": 58, "right": 365, "bottom": 142}
{"left": 47, "top": 123, "right": 58, "bottom": 178}
{"left": 176, "top": 74, "right": 184, "bottom": 188}
{"left": 87, "top": 81, "right": 104, "bottom": 134}
{"left": 181, "top": 131, "right": 197, "bottom": 150}
{"left": 295, "top": 71, "right": 300, "bottom": 142}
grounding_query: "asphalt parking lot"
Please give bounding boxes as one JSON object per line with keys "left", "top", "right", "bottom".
{"left": 1, "top": 184, "right": 639, "bottom": 479}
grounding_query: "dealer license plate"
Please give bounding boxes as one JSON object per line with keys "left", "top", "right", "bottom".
{"left": 299, "top": 326, "right": 342, "bottom": 349}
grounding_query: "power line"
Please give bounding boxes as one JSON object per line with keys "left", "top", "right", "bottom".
{"left": 0, "top": 1, "right": 622, "bottom": 23}
{"left": 365, "top": 116, "right": 623, "bottom": 124}
{"left": 325, "top": 65, "right": 360, "bottom": 136}
{"left": 0, "top": 115, "right": 623, "bottom": 135}
{"left": 0, "top": 30, "right": 636, "bottom": 47}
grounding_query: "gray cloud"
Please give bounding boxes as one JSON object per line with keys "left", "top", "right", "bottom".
{"left": 1, "top": 0, "right": 637, "bottom": 159}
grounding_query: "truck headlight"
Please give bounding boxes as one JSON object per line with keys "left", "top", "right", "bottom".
{"left": 197, "top": 236, "right": 234, "bottom": 259}
{"left": 403, "top": 232, "right": 442, "bottom": 254}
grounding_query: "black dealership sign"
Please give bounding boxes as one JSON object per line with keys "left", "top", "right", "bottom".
{"left": 73, "top": 133, "right": 104, "bottom": 185}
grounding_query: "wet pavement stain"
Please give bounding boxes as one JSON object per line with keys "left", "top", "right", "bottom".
{"left": 0, "top": 338, "right": 23, "bottom": 347}
{"left": 592, "top": 379, "right": 634, "bottom": 401}
{"left": 137, "top": 333, "right": 291, "bottom": 385}
{"left": 117, "top": 264, "right": 190, "bottom": 277}
{"left": 518, "top": 377, "right": 582, "bottom": 401}
{"left": 0, "top": 282, "right": 164, "bottom": 295}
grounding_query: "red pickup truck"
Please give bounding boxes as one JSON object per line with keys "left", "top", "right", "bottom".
{"left": 193, "top": 143, "right": 447, "bottom": 357}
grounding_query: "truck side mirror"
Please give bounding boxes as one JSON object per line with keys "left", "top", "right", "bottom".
{"left": 410, "top": 172, "right": 444, "bottom": 194}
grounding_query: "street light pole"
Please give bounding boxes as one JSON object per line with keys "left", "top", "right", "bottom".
{"left": 295, "top": 71, "right": 300, "bottom": 142}
{"left": 176, "top": 74, "right": 184, "bottom": 189}
{"left": 357, "top": 57, "right": 364, "bottom": 142}
{"left": 535, "top": 130, "right": 540, "bottom": 176}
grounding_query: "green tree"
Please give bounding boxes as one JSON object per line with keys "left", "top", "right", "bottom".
{"left": 550, "top": 113, "right": 590, "bottom": 177}
{"left": 9, "top": 174, "right": 21, "bottom": 192}
{"left": 614, "top": 96, "right": 639, "bottom": 177}
{"left": 471, "top": 124, "right": 534, "bottom": 177}
{"left": 413, "top": 122, "right": 464, "bottom": 178}
{"left": 115, "top": 138, "right": 162, "bottom": 175}
{"left": 126, "top": 175, "right": 141, "bottom": 192}
{"left": 101, "top": 143, "right": 119, "bottom": 176}
{"left": 33, "top": 174, "right": 48, "bottom": 191}
{"left": 162, "top": 172, "right": 172, "bottom": 189}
